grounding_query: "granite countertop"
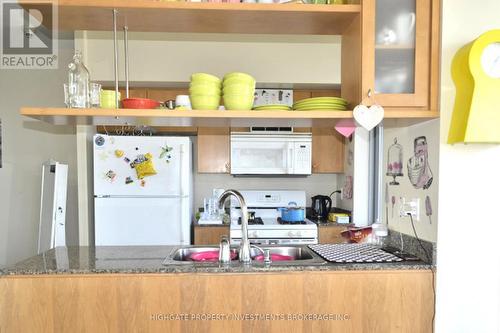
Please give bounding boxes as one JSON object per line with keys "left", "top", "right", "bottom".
{"left": 1, "top": 245, "right": 432, "bottom": 276}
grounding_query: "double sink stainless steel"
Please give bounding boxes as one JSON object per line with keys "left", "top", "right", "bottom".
{"left": 162, "top": 189, "right": 325, "bottom": 267}
{"left": 163, "top": 245, "right": 326, "bottom": 266}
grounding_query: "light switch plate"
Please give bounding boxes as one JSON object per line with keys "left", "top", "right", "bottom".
{"left": 399, "top": 197, "right": 420, "bottom": 221}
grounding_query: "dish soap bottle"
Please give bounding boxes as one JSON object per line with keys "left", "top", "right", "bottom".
{"left": 68, "top": 51, "right": 90, "bottom": 108}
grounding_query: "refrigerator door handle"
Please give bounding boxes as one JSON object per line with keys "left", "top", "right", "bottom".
{"left": 179, "top": 143, "right": 186, "bottom": 243}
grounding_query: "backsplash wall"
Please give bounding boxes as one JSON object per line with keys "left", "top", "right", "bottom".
{"left": 192, "top": 137, "right": 340, "bottom": 211}
{"left": 383, "top": 119, "right": 439, "bottom": 242}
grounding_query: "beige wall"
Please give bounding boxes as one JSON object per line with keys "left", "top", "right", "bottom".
{"left": 383, "top": 119, "right": 439, "bottom": 242}
{"left": 435, "top": 0, "right": 500, "bottom": 331}
{"left": 0, "top": 37, "right": 78, "bottom": 268}
{"left": 78, "top": 32, "right": 341, "bottom": 86}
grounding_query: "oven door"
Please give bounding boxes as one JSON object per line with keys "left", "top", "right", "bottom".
{"left": 231, "top": 138, "right": 293, "bottom": 175}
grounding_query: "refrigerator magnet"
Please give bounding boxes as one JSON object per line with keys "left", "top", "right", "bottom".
{"left": 115, "top": 149, "right": 124, "bottom": 158}
{"left": 105, "top": 170, "right": 117, "bottom": 182}
{"left": 125, "top": 176, "right": 134, "bottom": 185}
{"left": 160, "top": 144, "right": 174, "bottom": 163}
{"left": 134, "top": 153, "right": 157, "bottom": 179}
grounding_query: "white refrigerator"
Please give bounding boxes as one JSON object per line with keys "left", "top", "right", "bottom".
{"left": 93, "top": 135, "right": 192, "bottom": 246}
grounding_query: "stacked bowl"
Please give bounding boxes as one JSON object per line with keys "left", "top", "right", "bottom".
{"left": 189, "top": 73, "right": 222, "bottom": 110}
{"left": 222, "top": 72, "right": 256, "bottom": 110}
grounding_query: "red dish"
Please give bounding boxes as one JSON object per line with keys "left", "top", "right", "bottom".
{"left": 122, "top": 98, "right": 160, "bottom": 109}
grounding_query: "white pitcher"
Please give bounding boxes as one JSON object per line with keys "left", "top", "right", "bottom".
{"left": 395, "top": 12, "right": 416, "bottom": 45}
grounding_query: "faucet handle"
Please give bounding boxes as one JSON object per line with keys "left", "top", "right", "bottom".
{"left": 263, "top": 249, "right": 272, "bottom": 265}
{"left": 219, "top": 236, "right": 231, "bottom": 264}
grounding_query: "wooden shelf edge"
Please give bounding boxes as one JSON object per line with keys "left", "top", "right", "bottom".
{"left": 21, "top": 107, "right": 354, "bottom": 119}
{"left": 20, "top": 107, "right": 438, "bottom": 127}
{"left": 53, "top": 1, "right": 362, "bottom": 14}
{"left": 20, "top": 107, "right": 439, "bottom": 119}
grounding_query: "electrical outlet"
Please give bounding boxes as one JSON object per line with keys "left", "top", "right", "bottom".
{"left": 399, "top": 197, "right": 420, "bottom": 221}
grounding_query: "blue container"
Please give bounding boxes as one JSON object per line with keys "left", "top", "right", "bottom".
{"left": 277, "top": 201, "right": 305, "bottom": 222}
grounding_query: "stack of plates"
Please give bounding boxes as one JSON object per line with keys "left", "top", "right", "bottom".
{"left": 252, "top": 104, "right": 291, "bottom": 111}
{"left": 293, "top": 97, "right": 349, "bottom": 111}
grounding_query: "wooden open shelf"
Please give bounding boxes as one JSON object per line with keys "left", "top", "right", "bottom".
{"left": 24, "top": 0, "right": 361, "bottom": 35}
{"left": 21, "top": 107, "right": 439, "bottom": 127}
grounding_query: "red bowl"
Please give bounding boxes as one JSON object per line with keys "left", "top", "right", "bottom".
{"left": 122, "top": 98, "right": 160, "bottom": 109}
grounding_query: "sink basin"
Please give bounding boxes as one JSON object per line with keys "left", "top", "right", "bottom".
{"left": 250, "top": 246, "right": 314, "bottom": 261}
{"left": 166, "top": 245, "right": 325, "bottom": 265}
{"left": 170, "top": 247, "right": 237, "bottom": 262}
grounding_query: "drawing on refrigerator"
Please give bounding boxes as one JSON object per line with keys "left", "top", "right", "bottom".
{"left": 93, "top": 135, "right": 192, "bottom": 246}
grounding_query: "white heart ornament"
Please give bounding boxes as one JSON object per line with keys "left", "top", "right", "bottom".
{"left": 353, "top": 104, "right": 384, "bottom": 131}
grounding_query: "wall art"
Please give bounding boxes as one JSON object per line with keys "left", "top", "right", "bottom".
{"left": 407, "top": 136, "right": 433, "bottom": 189}
{"left": 386, "top": 137, "right": 403, "bottom": 185}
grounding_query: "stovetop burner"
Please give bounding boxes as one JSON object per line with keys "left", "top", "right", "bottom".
{"left": 277, "top": 217, "right": 306, "bottom": 225}
{"left": 238, "top": 217, "right": 264, "bottom": 225}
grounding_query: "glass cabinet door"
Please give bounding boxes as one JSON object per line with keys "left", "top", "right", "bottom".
{"left": 364, "top": 0, "right": 431, "bottom": 107}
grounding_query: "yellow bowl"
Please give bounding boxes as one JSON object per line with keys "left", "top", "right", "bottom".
{"left": 191, "top": 73, "right": 221, "bottom": 85}
{"left": 223, "top": 77, "right": 256, "bottom": 87}
{"left": 223, "top": 72, "right": 255, "bottom": 82}
{"left": 223, "top": 94, "right": 254, "bottom": 110}
{"left": 222, "top": 84, "right": 255, "bottom": 96}
{"left": 189, "top": 85, "right": 221, "bottom": 96}
{"left": 190, "top": 94, "right": 220, "bottom": 110}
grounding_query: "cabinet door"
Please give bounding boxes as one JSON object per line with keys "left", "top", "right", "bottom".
{"left": 194, "top": 225, "right": 230, "bottom": 245}
{"left": 312, "top": 128, "right": 344, "bottom": 173}
{"left": 363, "top": 0, "right": 431, "bottom": 107}
{"left": 197, "top": 127, "right": 230, "bottom": 173}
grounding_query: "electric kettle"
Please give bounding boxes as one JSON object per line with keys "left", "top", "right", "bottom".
{"left": 311, "top": 195, "right": 332, "bottom": 220}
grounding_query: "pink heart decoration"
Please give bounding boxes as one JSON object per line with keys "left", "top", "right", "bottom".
{"left": 335, "top": 119, "right": 357, "bottom": 138}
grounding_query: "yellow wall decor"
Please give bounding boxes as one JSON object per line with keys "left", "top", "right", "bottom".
{"left": 449, "top": 29, "right": 500, "bottom": 143}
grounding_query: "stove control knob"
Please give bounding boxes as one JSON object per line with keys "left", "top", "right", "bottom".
{"left": 288, "top": 231, "right": 296, "bottom": 237}
{"left": 296, "top": 231, "right": 302, "bottom": 237}
{"left": 250, "top": 231, "right": 258, "bottom": 238}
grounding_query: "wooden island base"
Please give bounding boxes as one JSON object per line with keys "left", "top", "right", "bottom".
{"left": 0, "top": 270, "right": 433, "bottom": 332}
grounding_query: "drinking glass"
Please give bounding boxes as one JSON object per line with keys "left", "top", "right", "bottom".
{"left": 90, "top": 83, "right": 102, "bottom": 108}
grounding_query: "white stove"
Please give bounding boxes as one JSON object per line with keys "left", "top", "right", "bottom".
{"left": 229, "top": 190, "right": 318, "bottom": 245}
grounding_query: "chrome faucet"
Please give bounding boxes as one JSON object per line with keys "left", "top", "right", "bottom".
{"left": 218, "top": 190, "right": 251, "bottom": 264}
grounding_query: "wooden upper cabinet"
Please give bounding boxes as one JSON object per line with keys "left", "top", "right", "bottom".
{"left": 312, "top": 128, "right": 344, "bottom": 173}
{"left": 362, "top": 0, "right": 436, "bottom": 109}
{"left": 197, "top": 127, "right": 230, "bottom": 173}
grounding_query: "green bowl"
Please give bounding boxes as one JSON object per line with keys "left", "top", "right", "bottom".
{"left": 222, "top": 84, "right": 255, "bottom": 96}
{"left": 223, "top": 77, "right": 256, "bottom": 87}
{"left": 190, "top": 94, "right": 220, "bottom": 110}
{"left": 223, "top": 72, "right": 255, "bottom": 82}
{"left": 189, "top": 84, "right": 221, "bottom": 96}
{"left": 223, "top": 94, "right": 254, "bottom": 110}
{"left": 190, "top": 73, "right": 221, "bottom": 85}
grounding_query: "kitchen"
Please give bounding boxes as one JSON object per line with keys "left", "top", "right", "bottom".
{"left": 1, "top": 1, "right": 500, "bottom": 332}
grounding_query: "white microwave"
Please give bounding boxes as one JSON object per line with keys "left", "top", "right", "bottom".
{"left": 230, "top": 132, "right": 312, "bottom": 175}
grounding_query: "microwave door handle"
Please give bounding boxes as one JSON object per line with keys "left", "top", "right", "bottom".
{"left": 287, "top": 144, "right": 294, "bottom": 174}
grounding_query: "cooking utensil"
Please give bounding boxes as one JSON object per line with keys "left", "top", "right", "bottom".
{"left": 311, "top": 195, "right": 332, "bottom": 221}
{"left": 122, "top": 98, "right": 160, "bottom": 109}
{"left": 277, "top": 201, "right": 305, "bottom": 222}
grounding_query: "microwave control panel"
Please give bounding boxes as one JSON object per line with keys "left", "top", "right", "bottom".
{"left": 294, "top": 142, "right": 312, "bottom": 174}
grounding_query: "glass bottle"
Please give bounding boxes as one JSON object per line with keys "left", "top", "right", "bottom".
{"left": 68, "top": 51, "right": 90, "bottom": 108}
